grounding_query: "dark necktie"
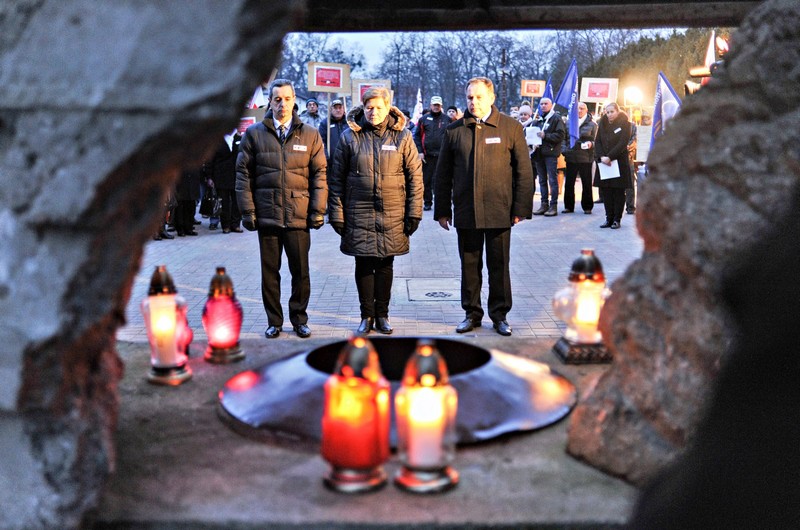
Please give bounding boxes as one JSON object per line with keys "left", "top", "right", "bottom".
{"left": 279, "top": 125, "right": 286, "bottom": 143}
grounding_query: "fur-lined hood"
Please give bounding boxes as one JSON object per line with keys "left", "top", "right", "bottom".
{"left": 346, "top": 105, "right": 407, "bottom": 133}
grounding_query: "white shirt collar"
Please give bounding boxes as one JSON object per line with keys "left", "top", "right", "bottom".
{"left": 273, "top": 117, "right": 291, "bottom": 132}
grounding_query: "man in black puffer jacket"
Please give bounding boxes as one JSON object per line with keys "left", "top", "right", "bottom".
{"left": 236, "top": 79, "right": 327, "bottom": 339}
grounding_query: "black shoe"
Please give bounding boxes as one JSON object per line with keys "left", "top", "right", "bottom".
{"left": 357, "top": 318, "right": 373, "bottom": 335}
{"left": 594, "top": 199, "right": 603, "bottom": 204}
{"left": 583, "top": 210, "right": 592, "bottom": 215}
{"left": 626, "top": 209, "right": 635, "bottom": 214}
{"left": 532, "top": 205, "right": 548, "bottom": 215}
{"left": 562, "top": 209, "right": 574, "bottom": 213}
{"left": 264, "top": 325, "right": 282, "bottom": 339}
{"left": 600, "top": 221, "right": 612, "bottom": 228}
{"left": 222, "top": 228, "right": 230, "bottom": 234}
{"left": 176, "top": 231, "right": 185, "bottom": 237}
{"left": 610, "top": 221, "right": 621, "bottom": 229}
{"left": 185, "top": 230, "right": 198, "bottom": 236}
{"left": 209, "top": 223, "right": 219, "bottom": 230}
{"left": 543, "top": 205, "right": 558, "bottom": 217}
{"left": 493, "top": 320, "right": 512, "bottom": 336}
{"left": 293, "top": 324, "right": 311, "bottom": 338}
{"left": 456, "top": 318, "right": 481, "bottom": 333}
{"left": 159, "top": 230, "right": 174, "bottom": 240}
{"left": 374, "top": 317, "right": 393, "bottom": 335}
{"left": 230, "top": 226, "right": 243, "bottom": 233}
{"left": 153, "top": 233, "right": 162, "bottom": 241}
{"left": 193, "top": 219, "right": 201, "bottom": 225}
{"left": 423, "top": 204, "right": 432, "bottom": 211}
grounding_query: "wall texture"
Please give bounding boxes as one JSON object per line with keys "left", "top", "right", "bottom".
{"left": 566, "top": 0, "right": 800, "bottom": 485}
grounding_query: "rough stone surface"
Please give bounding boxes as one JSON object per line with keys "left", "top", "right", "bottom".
{"left": 566, "top": 0, "right": 800, "bottom": 486}
{"left": 0, "top": 1, "right": 295, "bottom": 527}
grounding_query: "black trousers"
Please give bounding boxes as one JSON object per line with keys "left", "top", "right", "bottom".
{"left": 354, "top": 256, "right": 395, "bottom": 318}
{"left": 564, "top": 162, "right": 594, "bottom": 212}
{"left": 218, "top": 188, "right": 241, "bottom": 229}
{"left": 257, "top": 227, "right": 311, "bottom": 327}
{"left": 422, "top": 155, "right": 438, "bottom": 207}
{"left": 456, "top": 228, "right": 512, "bottom": 323}
{"left": 602, "top": 188, "right": 626, "bottom": 223}
{"left": 174, "top": 199, "right": 196, "bottom": 234}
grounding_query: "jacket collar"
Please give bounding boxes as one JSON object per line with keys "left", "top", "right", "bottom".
{"left": 463, "top": 104, "right": 500, "bottom": 127}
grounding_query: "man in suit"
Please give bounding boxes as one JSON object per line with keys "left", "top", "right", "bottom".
{"left": 434, "top": 77, "right": 534, "bottom": 336}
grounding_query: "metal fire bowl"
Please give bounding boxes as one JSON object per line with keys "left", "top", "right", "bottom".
{"left": 218, "top": 337, "right": 576, "bottom": 447}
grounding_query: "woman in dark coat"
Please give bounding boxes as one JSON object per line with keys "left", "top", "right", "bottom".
{"left": 593, "top": 102, "right": 632, "bottom": 229}
{"left": 174, "top": 167, "right": 202, "bottom": 236}
{"left": 328, "top": 87, "right": 423, "bottom": 335}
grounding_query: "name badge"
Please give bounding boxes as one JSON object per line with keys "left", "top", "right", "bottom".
{"left": 381, "top": 145, "right": 397, "bottom": 151}
{"left": 485, "top": 137, "right": 501, "bottom": 144}
{"left": 614, "top": 127, "right": 622, "bottom": 134}
{"left": 293, "top": 145, "right": 308, "bottom": 152}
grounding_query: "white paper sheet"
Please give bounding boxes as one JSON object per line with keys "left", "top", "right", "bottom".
{"left": 598, "top": 159, "right": 620, "bottom": 180}
{"left": 525, "top": 126, "right": 542, "bottom": 147}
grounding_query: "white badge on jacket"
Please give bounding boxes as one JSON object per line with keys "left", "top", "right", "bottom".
{"left": 485, "top": 137, "right": 501, "bottom": 144}
{"left": 381, "top": 145, "right": 397, "bottom": 151}
{"left": 293, "top": 145, "right": 308, "bottom": 151}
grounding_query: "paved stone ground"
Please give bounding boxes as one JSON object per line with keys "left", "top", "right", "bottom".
{"left": 100, "top": 186, "right": 645, "bottom": 528}
{"left": 119, "top": 185, "right": 643, "bottom": 343}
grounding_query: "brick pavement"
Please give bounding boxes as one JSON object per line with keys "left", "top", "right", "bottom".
{"left": 118, "top": 186, "right": 643, "bottom": 343}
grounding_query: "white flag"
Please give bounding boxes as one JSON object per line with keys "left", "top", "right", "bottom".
{"left": 411, "top": 88, "right": 423, "bottom": 126}
{"left": 248, "top": 85, "right": 266, "bottom": 109}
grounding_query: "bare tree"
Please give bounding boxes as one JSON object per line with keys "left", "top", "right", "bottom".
{"left": 276, "top": 33, "right": 365, "bottom": 98}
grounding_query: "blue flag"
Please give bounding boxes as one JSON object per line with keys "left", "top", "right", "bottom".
{"left": 542, "top": 76, "right": 554, "bottom": 102}
{"left": 554, "top": 58, "right": 579, "bottom": 148}
{"left": 649, "top": 71, "right": 682, "bottom": 154}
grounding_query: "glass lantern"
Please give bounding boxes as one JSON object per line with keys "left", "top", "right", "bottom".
{"left": 552, "top": 249, "right": 612, "bottom": 363}
{"left": 394, "top": 339, "right": 459, "bottom": 493}
{"left": 321, "top": 336, "right": 390, "bottom": 493}
{"left": 202, "top": 267, "right": 244, "bottom": 364}
{"left": 140, "top": 265, "right": 193, "bottom": 385}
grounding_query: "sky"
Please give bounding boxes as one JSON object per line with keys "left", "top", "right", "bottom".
{"left": 333, "top": 32, "right": 390, "bottom": 72}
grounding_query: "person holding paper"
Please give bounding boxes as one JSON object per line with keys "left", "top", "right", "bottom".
{"left": 562, "top": 102, "right": 597, "bottom": 214}
{"left": 531, "top": 97, "right": 566, "bottom": 217}
{"left": 593, "top": 102, "right": 632, "bottom": 229}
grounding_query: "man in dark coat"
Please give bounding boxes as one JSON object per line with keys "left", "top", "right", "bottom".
{"left": 318, "top": 98, "right": 347, "bottom": 174}
{"left": 434, "top": 77, "right": 534, "bottom": 337}
{"left": 236, "top": 79, "right": 328, "bottom": 339}
{"left": 562, "top": 101, "right": 598, "bottom": 214}
{"left": 210, "top": 131, "right": 243, "bottom": 233}
{"left": 593, "top": 102, "right": 633, "bottom": 229}
{"left": 414, "top": 95, "right": 451, "bottom": 211}
{"left": 531, "top": 97, "right": 567, "bottom": 216}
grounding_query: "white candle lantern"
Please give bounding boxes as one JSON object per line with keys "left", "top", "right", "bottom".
{"left": 552, "top": 249, "right": 612, "bottom": 363}
{"left": 140, "top": 265, "right": 193, "bottom": 385}
{"left": 394, "top": 339, "right": 459, "bottom": 493}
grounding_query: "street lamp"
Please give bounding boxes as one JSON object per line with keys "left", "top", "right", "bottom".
{"left": 552, "top": 249, "right": 612, "bottom": 364}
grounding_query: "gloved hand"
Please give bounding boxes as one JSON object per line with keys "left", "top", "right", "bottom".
{"left": 404, "top": 217, "right": 421, "bottom": 236}
{"left": 331, "top": 222, "right": 344, "bottom": 236}
{"left": 308, "top": 214, "right": 324, "bottom": 230}
{"left": 242, "top": 211, "right": 257, "bottom": 231}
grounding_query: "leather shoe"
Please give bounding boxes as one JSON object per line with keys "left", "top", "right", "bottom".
{"left": 610, "top": 221, "right": 621, "bottom": 229}
{"left": 562, "top": 209, "right": 574, "bottom": 213}
{"left": 230, "top": 226, "right": 243, "bottom": 233}
{"left": 583, "top": 210, "right": 592, "bottom": 215}
{"left": 600, "top": 221, "right": 612, "bottom": 228}
{"left": 456, "top": 318, "right": 481, "bottom": 333}
{"left": 293, "top": 324, "right": 311, "bottom": 338}
{"left": 264, "top": 325, "right": 282, "bottom": 339}
{"left": 356, "top": 318, "right": 373, "bottom": 335}
{"left": 374, "top": 317, "right": 393, "bottom": 335}
{"left": 185, "top": 230, "right": 198, "bottom": 236}
{"left": 493, "top": 320, "right": 512, "bottom": 336}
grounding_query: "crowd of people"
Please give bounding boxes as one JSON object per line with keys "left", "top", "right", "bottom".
{"left": 163, "top": 75, "right": 640, "bottom": 339}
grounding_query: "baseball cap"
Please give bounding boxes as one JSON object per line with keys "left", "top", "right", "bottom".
{"left": 331, "top": 98, "right": 343, "bottom": 106}
{"left": 430, "top": 96, "right": 443, "bottom": 105}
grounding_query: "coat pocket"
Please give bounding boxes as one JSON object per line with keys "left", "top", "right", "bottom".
{"left": 290, "top": 190, "right": 310, "bottom": 220}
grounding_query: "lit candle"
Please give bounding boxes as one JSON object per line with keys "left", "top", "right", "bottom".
{"left": 321, "top": 336, "right": 390, "bottom": 492}
{"left": 394, "top": 340, "right": 459, "bottom": 493}
{"left": 202, "top": 267, "right": 244, "bottom": 363}
{"left": 148, "top": 293, "right": 177, "bottom": 366}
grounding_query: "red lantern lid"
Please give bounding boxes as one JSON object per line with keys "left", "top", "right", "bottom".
{"left": 208, "top": 267, "right": 236, "bottom": 297}
{"left": 334, "top": 336, "right": 383, "bottom": 382}
{"left": 148, "top": 265, "right": 177, "bottom": 295}
{"left": 568, "top": 249, "right": 605, "bottom": 282}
